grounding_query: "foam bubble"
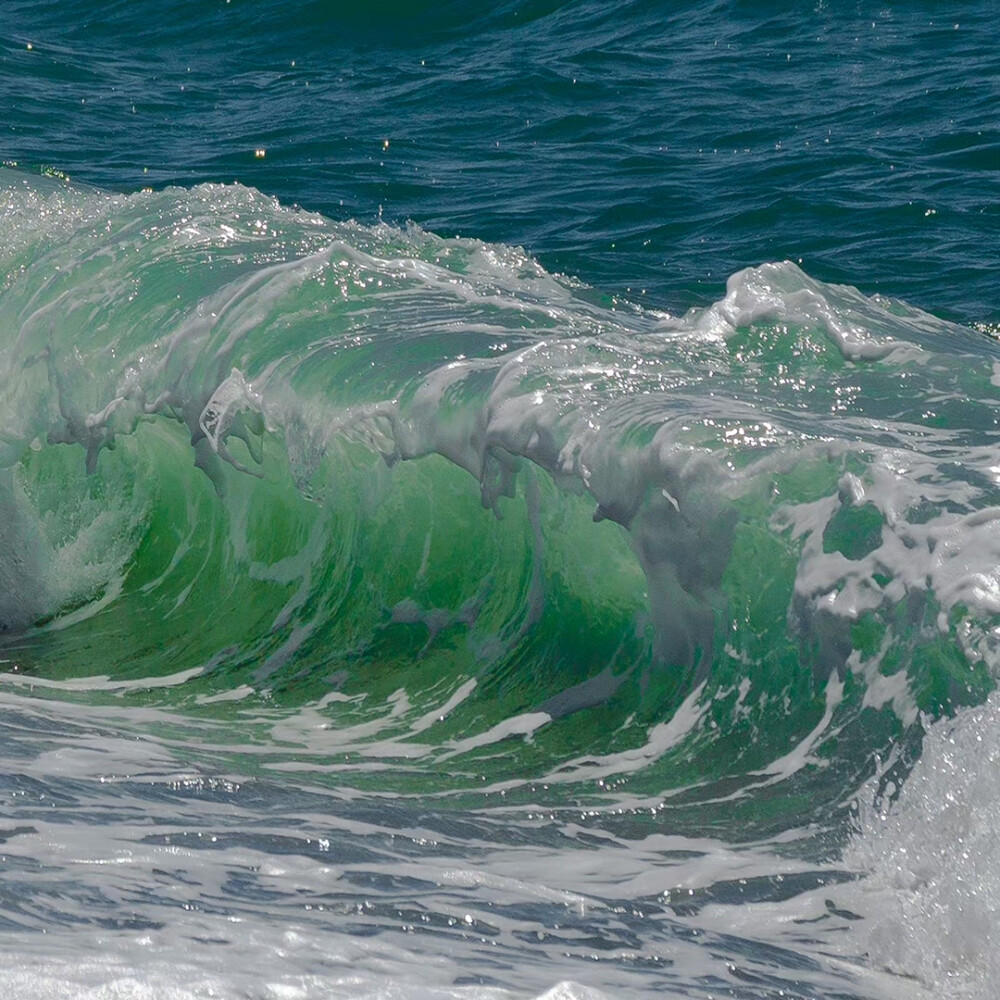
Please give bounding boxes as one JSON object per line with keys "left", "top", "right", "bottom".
{"left": 0, "top": 459, "right": 145, "bottom": 633}
{"left": 842, "top": 690, "right": 1000, "bottom": 997}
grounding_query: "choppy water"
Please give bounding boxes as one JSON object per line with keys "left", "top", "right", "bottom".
{"left": 1, "top": 3, "right": 999, "bottom": 998}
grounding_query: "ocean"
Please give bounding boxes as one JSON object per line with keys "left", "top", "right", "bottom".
{"left": 1, "top": 2, "right": 998, "bottom": 997}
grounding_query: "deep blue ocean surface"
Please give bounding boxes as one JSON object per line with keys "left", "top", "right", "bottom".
{"left": 1, "top": 3, "right": 999, "bottom": 998}
{"left": 6, "top": 1, "right": 998, "bottom": 322}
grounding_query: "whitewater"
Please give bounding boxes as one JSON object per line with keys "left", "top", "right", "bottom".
{"left": 0, "top": 164, "right": 997, "bottom": 999}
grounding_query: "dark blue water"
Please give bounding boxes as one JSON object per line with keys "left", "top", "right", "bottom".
{"left": 5, "top": 1, "right": 998, "bottom": 322}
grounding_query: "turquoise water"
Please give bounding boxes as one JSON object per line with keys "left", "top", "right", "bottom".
{"left": 1, "top": 4, "right": 999, "bottom": 999}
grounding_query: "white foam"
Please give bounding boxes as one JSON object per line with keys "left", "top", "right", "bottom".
{"left": 841, "top": 690, "right": 1000, "bottom": 998}
{"left": 0, "top": 459, "right": 145, "bottom": 633}
{"left": 531, "top": 681, "right": 708, "bottom": 787}
{"left": 694, "top": 260, "right": 925, "bottom": 361}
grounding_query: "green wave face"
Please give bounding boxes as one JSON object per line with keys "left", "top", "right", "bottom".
{"left": 2, "top": 168, "right": 999, "bottom": 838}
